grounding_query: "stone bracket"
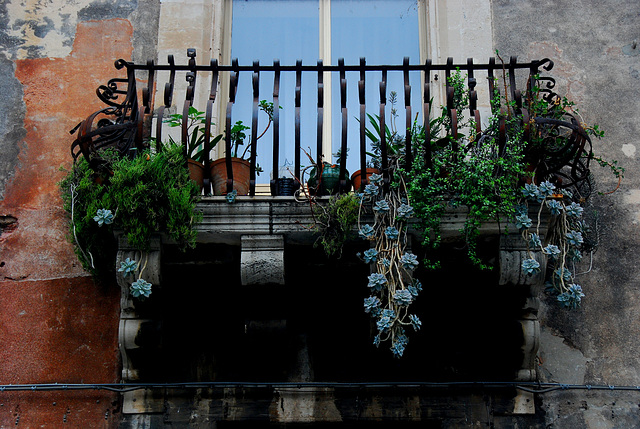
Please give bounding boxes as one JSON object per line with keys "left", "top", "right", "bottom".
{"left": 116, "top": 235, "right": 163, "bottom": 391}
{"left": 241, "top": 234, "right": 285, "bottom": 285}
{"left": 498, "top": 233, "right": 547, "bottom": 384}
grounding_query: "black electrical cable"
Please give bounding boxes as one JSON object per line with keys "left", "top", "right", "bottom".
{"left": 1, "top": 381, "right": 640, "bottom": 394}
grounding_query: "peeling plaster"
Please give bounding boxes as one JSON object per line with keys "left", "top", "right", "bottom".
{"left": 621, "top": 143, "right": 636, "bottom": 158}
{"left": 0, "top": 54, "right": 26, "bottom": 199}
{"left": 1, "top": 0, "right": 92, "bottom": 59}
{"left": 625, "top": 195, "right": 640, "bottom": 225}
{"left": 0, "top": 19, "right": 133, "bottom": 281}
{"left": 622, "top": 41, "right": 640, "bottom": 56}
{"left": 622, "top": 189, "right": 640, "bottom": 205}
{"left": 538, "top": 327, "right": 587, "bottom": 384}
{"left": 1, "top": 0, "right": 140, "bottom": 60}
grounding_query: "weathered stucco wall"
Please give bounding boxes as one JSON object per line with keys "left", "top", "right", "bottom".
{"left": 1, "top": 0, "right": 638, "bottom": 426}
{"left": 493, "top": 0, "right": 640, "bottom": 426}
{"left": 0, "top": 1, "right": 159, "bottom": 426}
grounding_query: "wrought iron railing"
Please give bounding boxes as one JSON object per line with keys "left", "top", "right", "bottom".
{"left": 71, "top": 49, "right": 590, "bottom": 196}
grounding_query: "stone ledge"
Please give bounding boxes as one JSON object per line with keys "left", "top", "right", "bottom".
{"left": 194, "top": 196, "right": 547, "bottom": 245}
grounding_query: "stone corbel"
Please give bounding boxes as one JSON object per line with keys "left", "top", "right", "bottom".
{"left": 116, "top": 235, "right": 162, "bottom": 382}
{"left": 241, "top": 234, "right": 285, "bottom": 285}
{"left": 499, "top": 233, "right": 546, "bottom": 384}
{"left": 116, "top": 235, "right": 164, "bottom": 414}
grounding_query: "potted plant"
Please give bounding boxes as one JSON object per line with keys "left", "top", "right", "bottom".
{"left": 307, "top": 148, "right": 351, "bottom": 195}
{"left": 407, "top": 65, "right": 623, "bottom": 303}
{"left": 59, "top": 143, "right": 202, "bottom": 297}
{"left": 353, "top": 64, "right": 625, "bottom": 357}
{"left": 304, "top": 64, "right": 621, "bottom": 358}
{"left": 164, "top": 106, "right": 223, "bottom": 191}
{"left": 272, "top": 159, "right": 297, "bottom": 196}
{"left": 352, "top": 92, "right": 407, "bottom": 191}
{"left": 210, "top": 100, "right": 278, "bottom": 196}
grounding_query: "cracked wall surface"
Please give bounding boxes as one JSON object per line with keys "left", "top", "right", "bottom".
{"left": 0, "top": 1, "right": 160, "bottom": 426}
{"left": 493, "top": 0, "right": 640, "bottom": 426}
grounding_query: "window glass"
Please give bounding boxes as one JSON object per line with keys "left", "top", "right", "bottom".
{"left": 232, "top": 0, "right": 318, "bottom": 181}
{"left": 231, "top": 0, "right": 421, "bottom": 181}
{"left": 331, "top": 0, "right": 421, "bottom": 172}
{"left": 331, "top": 0, "right": 419, "bottom": 64}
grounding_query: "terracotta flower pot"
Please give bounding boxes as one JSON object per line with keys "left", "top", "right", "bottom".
{"left": 210, "top": 157, "right": 251, "bottom": 196}
{"left": 351, "top": 168, "right": 381, "bottom": 192}
{"left": 187, "top": 158, "right": 205, "bottom": 191}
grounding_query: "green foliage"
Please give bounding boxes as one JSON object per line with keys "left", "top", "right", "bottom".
{"left": 165, "top": 106, "right": 223, "bottom": 162}
{"left": 59, "top": 158, "right": 118, "bottom": 275}
{"left": 406, "top": 62, "right": 623, "bottom": 309}
{"left": 313, "top": 193, "right": 360, "bottom": 257}
{"left": 407, "top": 70, "right": 526, "bottom": 269}
{"left": 229, "top": 100, "right": 280, "bottom": 172}
{"left": 229, "top": 120, "right": 251, "bottom": 158}
{"left": 60, "top": 143, "right": 202, "bottom": 274}
{"left": 359, "top": 91, "right": 406, "bottom": 168}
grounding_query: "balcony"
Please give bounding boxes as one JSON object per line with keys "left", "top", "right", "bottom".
{"left": 68, "top": 50, "right": 595, "bottom": 424}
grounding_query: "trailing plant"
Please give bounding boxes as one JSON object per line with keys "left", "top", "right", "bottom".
{"left": 513, "top": 79, "right": 623, "bottom": 308}
{"left": 407, "top": 69, "right": 527, "bottom": 269}
{"left": 304, "top": 65, "right": 622, "bottom": 359}
{"left": 406, "top": 64, "right": 623, "bottom": 308}
{"left": 60, "top": 143, "right": 202, "bottom": 292}
{"left": 300, "top": 146, "right": 422, "bottom": 356}
{"left": 357, "top": 168, "right": 421, "bottom": 358}
{"left": 517, "top": 181, "right": 589, "bottom": 308}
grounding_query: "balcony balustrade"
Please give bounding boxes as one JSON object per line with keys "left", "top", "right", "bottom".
{"left": 71, "top": 49, "right": 589, "bottom": 198}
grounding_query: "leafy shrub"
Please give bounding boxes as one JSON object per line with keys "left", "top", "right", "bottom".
{"left": 60, "top": 143, "right": 202, "bottom": 275}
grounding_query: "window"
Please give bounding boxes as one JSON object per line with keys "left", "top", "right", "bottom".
{"left": 228, "top": 0, "right": 425, "bottom": 180}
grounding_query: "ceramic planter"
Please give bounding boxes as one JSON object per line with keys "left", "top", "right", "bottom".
{"left": 307, "top": 162, "right": 350, "bottom": 195}
{"left": 187, "top": 158, "right": 205, "bottom": 191}
{"left": 210, "top": 157, "right": 251, "bottom": 196}
{"left": 351, "top": 168, "right": 381, "bottom": 192}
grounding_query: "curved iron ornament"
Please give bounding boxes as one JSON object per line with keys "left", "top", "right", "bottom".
{"left": 529, "top": 114, "right": 593, "bottom": 197}
{"left": 70, "top": 60, "right": 142, "bottom": 171}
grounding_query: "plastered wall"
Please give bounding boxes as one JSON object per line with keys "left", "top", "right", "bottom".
{"left": 0, "top": 1, "right": 160, "bottom": 426}
{"left": 493, "top": 0, "right": 640, "bottom": 426}
{"left": 0, "top": 0, "right": 638, "bottom": 426}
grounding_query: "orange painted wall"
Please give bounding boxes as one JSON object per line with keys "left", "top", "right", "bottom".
{"left": 0, "top": 19, "right": 134, "bottom": 427}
